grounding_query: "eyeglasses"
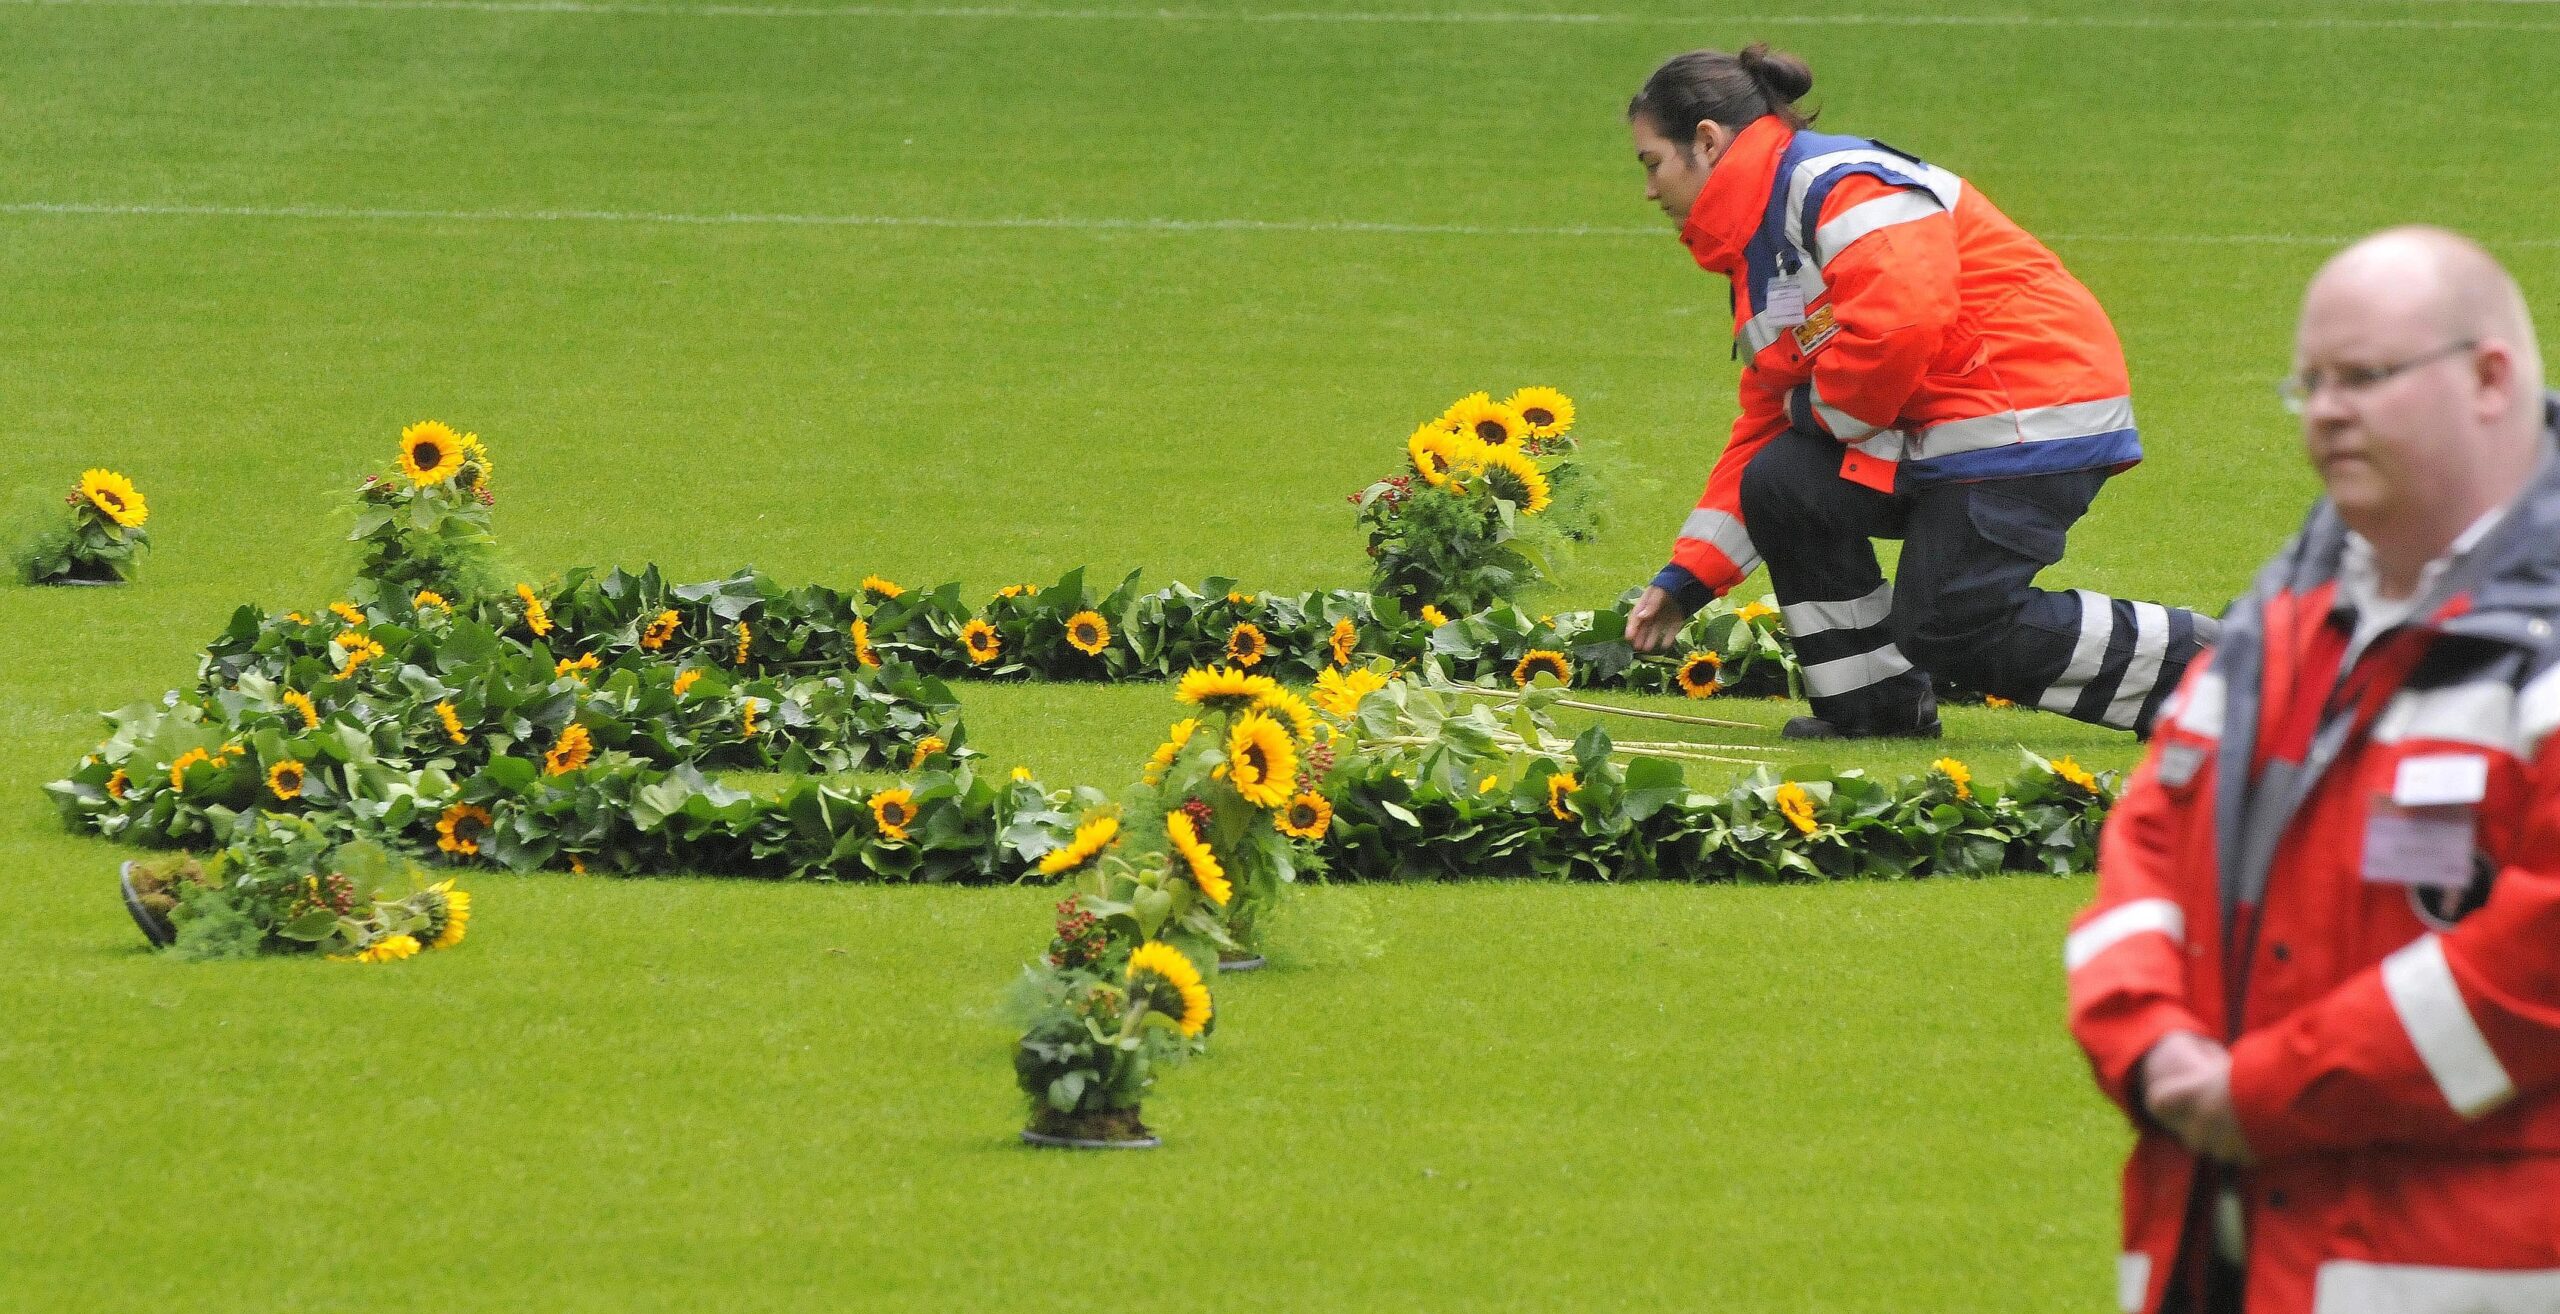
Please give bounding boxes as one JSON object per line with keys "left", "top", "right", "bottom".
{"left": 2278, "top": 339, "right": 2477, "bottom": 415}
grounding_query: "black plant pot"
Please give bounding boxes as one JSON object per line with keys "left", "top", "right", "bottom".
{"left": 1021, "top": 1106, "right": 1159, "bottom": 1150}
{"left": 1217, "top": 954, "right": 1267, "bottom": 973}
{"left": 119, "top": 861, "right": 175, "bottom": 948}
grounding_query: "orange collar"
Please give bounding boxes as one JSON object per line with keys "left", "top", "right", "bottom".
{"left": 1679, "top": 116, "right": 1793, "bottom": 276}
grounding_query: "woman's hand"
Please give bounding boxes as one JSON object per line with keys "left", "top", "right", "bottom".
{"left": 1625, "top": 585, "right": 1687, "bottom": 653}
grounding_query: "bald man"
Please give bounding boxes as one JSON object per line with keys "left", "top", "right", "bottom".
{"left": 2066, "top": 227, "right": 2560, "bottom": 1314}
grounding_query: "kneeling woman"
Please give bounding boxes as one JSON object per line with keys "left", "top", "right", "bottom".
{"left": 1621, "top": 43, "right": 2213, "bottom": 739}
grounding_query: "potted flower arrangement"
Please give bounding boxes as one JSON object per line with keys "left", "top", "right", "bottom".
{"left": 19, "top": 468, "right": 150, "bottom": 585}
{"left": 119, "top": 811, "right": 473, "bottom": 963}
{"left": 1351, "top": 388, "right": 1597, "bottom": 614}
{"left": 349, "top": 420, "right": 503, "bottom": 604}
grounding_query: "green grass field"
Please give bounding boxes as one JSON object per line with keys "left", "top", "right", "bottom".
{"left": 5, "top": 1, "right": 2558, "bottom": 1308}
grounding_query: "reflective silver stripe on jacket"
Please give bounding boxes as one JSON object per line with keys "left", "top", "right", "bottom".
{"left": 1916, "top": 396, "right": 2136, "bottom": 459}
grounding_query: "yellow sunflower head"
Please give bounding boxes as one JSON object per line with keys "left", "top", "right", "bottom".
{"left": 413, "top": 589, "right": 450, "bottom": 612}
{"left": 672, "top": 668, "right": 703, "bottom": 697}
{"left": 1420, "top": 604, "right": 1451, "bottom": 628}
{"left": 1226, "top": 622, "right": 1269, "bottom": 669}
{"left": 355, "top": 933, "right": 422, "bottom": 965}
{"left": 1064, "top": 610, "right": 1112, "bottom": 657}
{"left": 1143, "top": 718, "right": 1200, "bottom": 786}
{"left": 1164, "top": 809, "right": 1231, "bottom": 906}
{"left": 852, "top": 618, "right": 880, "bottom": 668}
{"left": 640, "top": 610, "right": 681, "bottom": 651}
{"left": 436, "top": 802, "right": 493, "bottom": 856}
{"left": 1277, "top": 791, "right": 1333, "bottom": 841}
{"left": 1436, "top": 391, "right": 1493, "bottom": 430}
{"left": 543, "top": 724, "right": 593, "bottom": 776}
{"left": 1478, "top": 446, "right": 1553, "bottom": 514}
{"left": 961, "top": 619, "right": 1001, "bottom": 666}
{"left": 1775, "top": 781, "right": 1818, "bottom": 835}
{"left": 1446, "top": 395, "right": 1529, "bottom": 450}
{"left": 1176, "top": 665, "right": 1280, "bottom": 712}
{"left": 1254, "top": 687, "right": 1317, "bottom": 744}
{"left": 266, "top": 759, "right": 306, "bottom": 800}
{"left": 1512, "top": 649, "right": 1572, "bottom": 688}
{"left": 1328, "top": 617, "right": 1358, "bottom": 667}
{"left": 75, "top": 469, "right": 148, "bottom": 529}
{"left": 284, "top": 688, "right": 321, "bottom": 730}
{"left": 1037, "top": 813, "right": 1122, "bottom": 877}
{"left": 397, "top": 421, "right": 468, "bottom": 487}
{"left": 910, "top": 735, "right": 947, "bottom": 769}
{"left": 741, "top": 696, "right": 763, "bottom": 739}
{"left": 433, "top": 699, "right": 466, "bottom": 744}
{"left": 1736, "top": 600, "right": 1779, "bottom": 625}
{"left": 1311, "top": 665, "right": 1390, "bottom": 719}
{"left": 1546, "top": 770, "right": 1580, "bottom": 822}
{"left": 1126, "top": 941, "right": 1212, "bottom": 1037}
{"left": 515, "top": 584, "right": 552, "bottom": 638}
{"left": 1406, "top": 423, "right": 1484, "bottom": 491}
{"left": 1224, "top": 711, "right": 1299, "bottom": 810}
{"left": 1676, "top": 650, "right": 1723, "bottom": 699}
{"left": 427, "top": 881, "right": 472, "bottom": 950}
{"left": 2052, "top": 755, "right": 2100, "bottom": 794}
{"left": 861, "top": 575, "right": 904, "bottom": 600}
{"left": 1503, "top": 386, "right": 1576, "bottom": 439}
{"left": 1932, "top": 757, "right": 1973, "bottom": 800}
{"left": 871, "top": 787, "right": 918, "bottom": 841}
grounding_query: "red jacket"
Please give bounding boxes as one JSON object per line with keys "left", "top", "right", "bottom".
{"left": 1657, "top": 117, "right": 2140, "bottom": 606}
{"left": 2070, "top": 431, "right": 2560, "bottom": 1313}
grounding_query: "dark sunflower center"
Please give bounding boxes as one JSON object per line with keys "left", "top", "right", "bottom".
{"left": 1290, "top": 804, "right": 1315, "bottom": 826}
{"left": 1523, "top": 407, "right": 1553, "bottom": 426}
{"left": 1475, "top": 421, "right": 1507, "bottom": 442}
{"left": 415, "top": 441, "right": 445, "bottom": 468}
{"left": 96, "top": 489, "right": 125, "bottom": 510}
{"left": 1244, "top": 745, "right": 1270, "bottom": 777}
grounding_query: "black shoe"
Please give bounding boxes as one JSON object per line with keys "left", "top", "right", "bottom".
{"left": 1781, "top": 712, "right": 1943, "bottom": 741}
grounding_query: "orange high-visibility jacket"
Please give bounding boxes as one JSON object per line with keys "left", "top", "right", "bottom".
{"left": 2069, "top": 439, "right": 2560, "bottom": 1313}
{"left": 1654, "top": 116, "right": 2140, "bottom": 606}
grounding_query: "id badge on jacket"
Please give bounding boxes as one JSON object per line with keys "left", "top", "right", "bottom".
{"left": 2362, "top": 753, "right": 2489, "bottom": 890}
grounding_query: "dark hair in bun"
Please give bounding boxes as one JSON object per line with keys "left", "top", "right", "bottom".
{"left": 1627, "top": 42, "right": 1816, "bottom": 155}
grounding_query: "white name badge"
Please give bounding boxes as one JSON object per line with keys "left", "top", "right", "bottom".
{"left": 2362, "top": 803, "right": 2475, "bottom": 890}
{"left": 1762, "top": 277, "right": 1806, "bottom": 329}
{"left": 2393, "top": 753, "right": 2490, "bottom": 807}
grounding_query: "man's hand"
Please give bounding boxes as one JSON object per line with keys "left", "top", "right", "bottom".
{"left": 2140, "top": 1030, "right": 2253, "bottom": 1165}
{"left": 1625, "top": 586, "right": 1687, "bottom": 654}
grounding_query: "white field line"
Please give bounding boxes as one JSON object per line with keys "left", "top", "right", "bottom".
{"left": 5, "top": 0, "right": 2560, "bottom": 31}
{"left": 10, "top": 202, "right": 2560, "bottom": 249}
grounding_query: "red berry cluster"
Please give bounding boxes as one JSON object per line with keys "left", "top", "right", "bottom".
{"left": 1179, "top": 797, "right": 1214, "bottom": 831}
{"left": 1046, "top": 897, "right": 1108, "bottom": 970}
{"left": 1347, "top": 473, "right": 1416, "bottom": 508}
{"left": 286, "top": 871, "right": 358, "bottom": 922}
{"left": 1298, "top": 738, "right": 1336, "bottom": 791}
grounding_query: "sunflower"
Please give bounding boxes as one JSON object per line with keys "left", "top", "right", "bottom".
{"left": 555, "top": 653, "right": 600, "bottom": 683}
{"left": 106, "top": 768, "right": 131, "bottom": 800}
{"left": 1311, "top": 665, "right": 1389, "bottom": 718}
{"left": 397, "top": 421, "right": 468, "bottom": 487}
{"left": 871, "top": 787, "right": 918, "bottom": 842}
{"left": 543, "top": 724, "right": 593, "bottom": 775}
{"left": 861, "top": 575, "right": 904, "bottom": 600}
{"left": 851, "top": 618, "right": 881, "bottom": 668}
{"left": 74, "top": 469, "right": 148, "bottom": 529}
{"left": 1932, "top": 757, "right": 1974, "bottom": 801}
{"left": 436, "top": 802, "right": 493, "bottom": 856}
{"left": 335, "top": 635, "right": 386, "bottom": 681}
{"left": 1037, "top": 814, "right": 1121, "bottom": 877}
{"left": 1735, "top": 600, "right": 1779, "bottom": 624}
{"left": 1175, "top": 664, "right": 1279, "bottom": 711}
{"left": 1676, "top": 651, "right": 1724, "bottom": 699}
{"left": 432, "top": 700, "right": 467, "bottom": 744}
{"left": 457, "top": 432, "right": 493, "bottom": 491}
{"left": 672, "top": 668, "right": 703, "bottom": 697}
{"left": 516, "top": 585, "right": 552, "bottom": 638}
{"left": 355, "top": 933, "right": 422, "bottom": 965}
{"left": 1512, "top": 649, "right": 1572, "bottom": 687}
{"left": 284, "top": 688, "right": 321, "bottom": 729}
{"left": 2053, "top": 755, "right": 2100, "bottom": 794}
{"left": 1984, "top": 695, "right": 2017, "bottom": 709}
{"left": 1775, "top": 782, "right": 1819, "bottom": 835}
{"left": 961, "top": 619, "right": 1001, "bottom": 666}
{"left": 1504, "top": 386, "right": 1576, "bottom": 439}
{"left": 1406, "top": 423, "right": 1483, "bottom": 491}
{"left": 996, "top": 583, "right": 1039, "bottom": 600}
{"left": 1547, "top": 771, "right": 1580, "bottom": 822}
{"left": 639, "top": 609, "right": 681, "bottom": 651}
{"left": 732, "top": 620, "right": 753, "bottom": 667}
{"left": 1226, "top": 622, "right": 1269, "bottom": 669}
{"left": 1254, "top": 687, "right": 1317, "bottom": 744}
{"left": 266, "top": 759, "right": 306, "bottom": 800}
{"left": 1477, "top": 446, "right": 1553, "bottom": 514}
{"left": 1164, "top": 811, "right": 1231, "bottom": 907}
{"left": 1328, "top": 617, "right": 1359, "bottom": 667}
{"left": 330, "top": 601, "right": 368, "bottom": 626}
{"left": 413, "top": 589, "right": 450, "bottom": 612}
{"left": 284, "top": 611, "right": 312, "bottom": 625}
{"left": 1064, "top": 611, "right": 1112, "bottom": 656}
{"left": 1447, "top": 395, "right": 1529, "bottom": 450}
{"left": 1225, "top": 711, "right": 1299, "bottom": 809}
{"left": 1143, "top": 718, "right": 1200, "bottom": 786}
{"left": 1478, "top": 773, "right": 1501, "bottom": 794}
{"left": 1436, "top": 390, "right": 1493, "bottom": 430}
{"left": 1226, "top": 592, "right": 1257, "bottom": 607}
{"left": 910, "top": 735, "right": 947, "bottom": 769}
{"left": 1277, "top": 791, "right": 1333, "bottom": 841}
{"left": 1419, "top": 604, "right": 1451, "bottom": 628}
{"left": 1011, "top": 766, "right": 1035, "bottom": 783}
{"left": 740, "top": 697, "right": 762, "bottom": 740}
{"left": 1126, "top": 941, "right": 1212, "bottom": 1038}
{"left": 426, "top": 879, "right": 471, "bottom": 950}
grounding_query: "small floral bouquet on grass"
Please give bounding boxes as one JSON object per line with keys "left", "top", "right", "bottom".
{"left": 350, "top": 421, "right": 503, "bottom": 604}
{"left": 1353, "top": 388, "right": 1598, "bottom": 615}
{"left": 119, "top": 812, "right": 471, "bottom": 963}
{"left": 19, "top": 468, "right": 150, "bottom": 585}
